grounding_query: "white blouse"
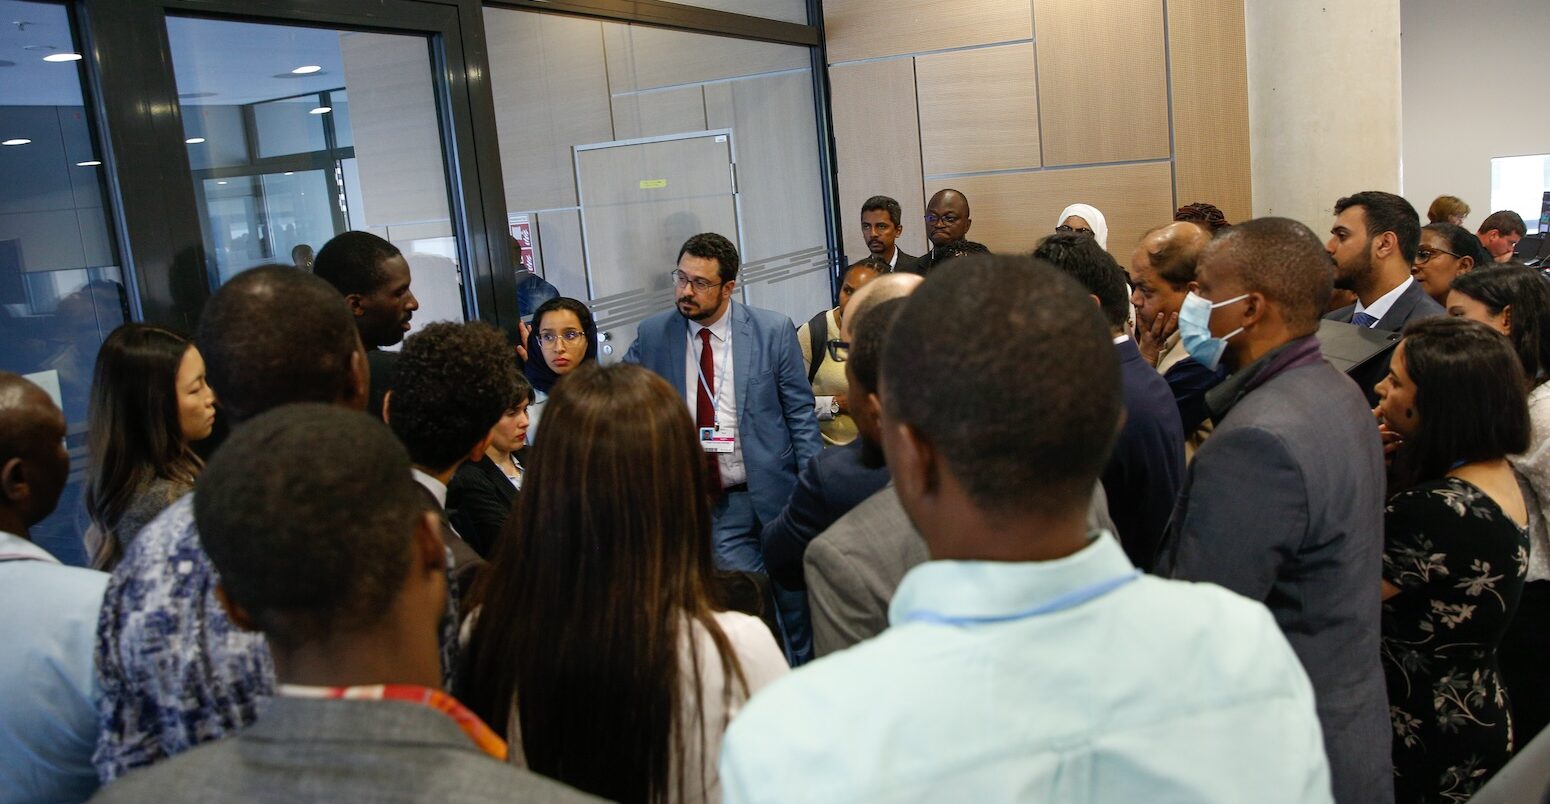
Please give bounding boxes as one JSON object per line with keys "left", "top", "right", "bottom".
{"left": 1509, "top": 382, "right": 1550, "bottom": 582}
{"left": 507, "top": 610, "right": 788, "bottom": 803}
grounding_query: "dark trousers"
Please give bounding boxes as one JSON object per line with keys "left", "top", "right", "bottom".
{"left": 712, "top": 489, "right": 812, "bottom": 666}
{"left": 1501, "top": 580, "right": 1550, "bottom": 746}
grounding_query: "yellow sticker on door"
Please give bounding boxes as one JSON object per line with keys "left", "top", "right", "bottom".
{"left": 639, "top": 179, "right": 668, "bottom": 189}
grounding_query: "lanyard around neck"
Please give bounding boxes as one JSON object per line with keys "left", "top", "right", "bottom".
{"left": 279, "top": 684, "right": 508, "bottom": 761}
{"left": 900, "top": 569, "right": 1141, "bottom": 627}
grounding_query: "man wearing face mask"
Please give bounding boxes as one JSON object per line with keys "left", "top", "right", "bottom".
{"left": 1154, "top": 218, "right": 1391, "bottom": 804}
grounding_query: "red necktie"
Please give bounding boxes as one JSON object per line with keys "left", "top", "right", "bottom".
{"left": 697, "top": 329, "right": 722, "bottom": 490}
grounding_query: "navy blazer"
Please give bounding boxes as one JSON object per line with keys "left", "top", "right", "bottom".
{"left": 760, "top": 439, "right": 892, "bottom": 590}
{"left": 625, "top": 301, "right": 824, "bottom": 524}
{"left": 1104, "top": 339, "right": 1185, "bottom": 569}
{"left": 1325, "top": 279, "right": 1446, "bottom": 404}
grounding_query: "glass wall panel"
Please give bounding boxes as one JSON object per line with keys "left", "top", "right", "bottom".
{"left": 483, "top": 7, "right": 831, "bottom": 359}
{"left": 0, "top": 0, "right": 127, "bottom": 564}
{"left": 165, "top": 16, "right": 467, "bottom": 332}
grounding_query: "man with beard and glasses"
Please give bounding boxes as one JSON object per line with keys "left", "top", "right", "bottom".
{"left": 626, "top": 233, "right": 822, "bottom": 663}
{"left": 1322, "top": 191, "right": 1444, "bottom": 402}
{"left": 314, "top": 231, "right": 421, "bottom": 420}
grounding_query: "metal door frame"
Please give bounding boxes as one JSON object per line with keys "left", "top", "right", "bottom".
{"left": 571, "top": 128, "right": 747, "bottom": 303}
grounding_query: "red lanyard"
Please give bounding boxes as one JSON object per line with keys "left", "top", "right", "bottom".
{"left": 280, "top": 684, "right": 508, "bottom": 761}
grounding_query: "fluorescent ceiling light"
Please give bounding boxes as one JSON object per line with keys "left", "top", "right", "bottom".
{"left": 1, "top": 139, "right": 30, "bottom": 146}
{"left": 291, "top": 65, "right": 321, "bottom": 75}
{"left": 43, "top": 53, "right": 82, "bottom": 62}
{"left": 185, "top": 137, "right": 205, "bottom": 144}
{"left": 216, "top": 181, "right": 228, "bottom": 185}
{"left": 76, "top": 160, "right": 101, "bottom": 166}
{"left": 309, "top": 106, "right": 331, "bottom": 115}
{"left": 283, "top": 171, "right": 294, "bottom": 175}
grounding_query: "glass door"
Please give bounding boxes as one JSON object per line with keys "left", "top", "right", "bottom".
{"left": 164, "top": 14, "right": 469, "bottom": 333}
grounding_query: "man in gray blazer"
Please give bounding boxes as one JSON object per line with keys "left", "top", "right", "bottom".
{"left": 93, "top": 407, "right": 591, "bottom": 803}
{"left": 1323, "top": 190, "right": 1445, "bottom": 403}
{"left": 1155, "top": 218, "right": 1391, "bottom": 804}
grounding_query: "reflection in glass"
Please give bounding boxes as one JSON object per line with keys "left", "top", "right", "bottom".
{"left": 165, "top": 16, "right": 466, "bottom": 335}
{"left": 0, "top": 0, "right": 127, "bottom": 564}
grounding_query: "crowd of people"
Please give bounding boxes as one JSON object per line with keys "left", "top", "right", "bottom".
{"left": 1, "top": 185, "right": 1548, "bottom": 804}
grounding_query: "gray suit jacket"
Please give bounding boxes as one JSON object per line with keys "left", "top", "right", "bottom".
{"left": 91, "top": 698, "right": 597, "bottom": 803}
{"left": 805, "top": 483, "right": 1117, "bottom": 658}
{"left": 1155, "top": 360, "right": 1391, "bottom": 804}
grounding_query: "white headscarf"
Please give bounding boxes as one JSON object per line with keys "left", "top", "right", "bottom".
{"left": 1056, "top": 204, "right": 1109, "bottom": 250}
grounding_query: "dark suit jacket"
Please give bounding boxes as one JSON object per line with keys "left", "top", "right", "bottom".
{"left": 1155, "top": 353, "right": 1392, "bottom": 804}
{"left": 1324, "top": 279, "right": 1446, "bottom": 403}
{"left": 624, "top": 302, "right": 823, "bottom": 525}
{"left": 893, "top": 249, "right": 921, "bottom": 274}
{"left": 760, "top": 439, "right": 892, "bottom": 590}
{"left": 446, "top": 456, "right": 518, "bottom": 559}
{"left": 1162, "top": 355, "right": 1224, "bottom": 435}
{"left": 366, "top": 348, "right": 398, "bottom": 422}
{"left": 1104, "top": 339, "right": 1185, "bottom": 569}
{"left": 90, "top": 698, "right": 597, "bottom": 803}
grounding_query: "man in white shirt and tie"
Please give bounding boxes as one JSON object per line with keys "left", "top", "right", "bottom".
{"left": 626, "top": 234, "right": 823, "bottom": 661}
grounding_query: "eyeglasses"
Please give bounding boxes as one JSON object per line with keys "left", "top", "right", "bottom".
{"left": 826, "top": 338, "right": 850, "bottom": 363}
{"left": 671, "top": 269, "right": 725, "bottom": 293}
{"left": 924, "top": 213, "right": 961, "bottom": 226}
{"left": 538, "top": 330, "right": 586, "bottom": 347}
{"left": 1414, "top": 247, "right": 1460, "bottom": 265}
{"left": 1056, "top": 225, "right": 1095, "bottom": 237}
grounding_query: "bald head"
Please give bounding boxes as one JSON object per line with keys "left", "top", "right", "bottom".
{"left": 1138, "top": 222, "right": 1212, "bottom": 287}
{"left": 926, "top": 189, "right": 972, "bottom": 246}
{"left": 1199, "top": 217, "right": 1333, "bottom": 334}
{"left": 842, "top": 272, "right": 924, "bottom": 341}
{"left": 0, "top": 373, "right": 69, "bottom": 533}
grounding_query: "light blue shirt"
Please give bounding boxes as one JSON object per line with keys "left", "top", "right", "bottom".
{"left": 0, "top": 531, "right": 107, "bottom": 803}
{"left": 721, "top": 532, "right": 1333, "bottom": 803}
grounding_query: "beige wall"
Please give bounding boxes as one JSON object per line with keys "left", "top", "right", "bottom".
{"left": 823, "top": 0, "right": 1252, "bottom": 261}
{"left": 1244, "top": 0, "right": 1402, "bottom": 231}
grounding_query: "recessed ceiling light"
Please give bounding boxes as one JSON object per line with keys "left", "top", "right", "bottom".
{"left": 309, "top": 106, "right": 331, "bottom": 115}
{"left": 185, "top": 137, "right": 205, "bottom": 144}
{"left": 216, "top": 180, "right": 228, "bottom": 185}
{"left": 43, "top": 53, "right": 82, "bottom": 62}
{"left": 291, "top": 65, "right": 322, "bottom": 75}
{"left": 2, "top": 139, "right": 31, "bottom": 146}
{"left": 283, "top": 171, "right": 294, "bottom": 176}
{"left": 76, "top": 160, "right": 101, "bottom": 166}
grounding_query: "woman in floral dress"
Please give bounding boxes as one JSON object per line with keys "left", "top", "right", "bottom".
{"left": 1375, "top": 317, "right": 1532, "bottom": 802}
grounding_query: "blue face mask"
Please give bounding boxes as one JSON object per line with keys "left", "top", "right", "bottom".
{"left": 1177, "top": 291, "right": 1249, "bottom": 371}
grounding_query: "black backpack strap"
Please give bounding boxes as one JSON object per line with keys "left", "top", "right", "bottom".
{"left": 806, "top": 309, "right": 828, "bottom": 385}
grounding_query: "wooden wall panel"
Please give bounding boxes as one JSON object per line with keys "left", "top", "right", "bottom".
{"left": 1169, "top": 0, "right": 1252, "bottom": 222}
{"left": 824, "top": 0, "right": 1032, "bottom": 64}
{"left": 1033, "top": 0, "right": 1170, "bottom": 166}
{"left": 483, "top": 10, "right": 614, "bottom": 211}
{"left": 925, "top": 161, "right": 1174, "bottom": 257}
{"left": 916, "top": 43, "right": 1041, "bottom": 176}
{"left": 828, "top": 58, "right": 928, "bottom": 262}
{"left": 610, "top": 86, "right": 707, "bottom": 140}
{"left": 602, "top": 23, "right": 807, "bottom": 94}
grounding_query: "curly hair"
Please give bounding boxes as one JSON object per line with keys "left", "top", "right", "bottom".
{"left": 389, "top": 321, "right": 519, "bottom": 472}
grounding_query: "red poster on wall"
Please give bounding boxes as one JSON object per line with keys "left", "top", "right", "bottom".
{"left": 509, "top": 216, "right": 535, "bottom": 272}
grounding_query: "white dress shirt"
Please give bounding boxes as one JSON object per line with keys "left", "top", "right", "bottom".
{"left": 1353, "top": 276, "right": 1415, "bottom": 326}
{"left": 685, "top": 309, "right": 747, "bottom": 487}
{"left": 0, "top": 531, "right": 108, "bottom": 803}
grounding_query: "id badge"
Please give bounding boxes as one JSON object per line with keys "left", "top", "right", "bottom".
{"left": 699, "top": 426, "right": 734, "bottom": 454}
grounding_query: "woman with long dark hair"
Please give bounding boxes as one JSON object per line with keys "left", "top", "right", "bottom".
{"left": 522, "top": 296, "right": 597, "bottom": 442}
{"left": 1374, "top": 316, "right": 1530, "bottom": 801}
{"left": 1448, "top": 265, "right": 1550, "bottom": 747}
{"left": 460, "top": 362, "right": 787, "bottom": 803}
{"left": 85, "top": 324, "right": 216, "bottom": 569}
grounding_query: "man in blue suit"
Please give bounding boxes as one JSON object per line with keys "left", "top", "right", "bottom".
{"left": 626, "top": 233, "right": 823, "bottom": 584}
